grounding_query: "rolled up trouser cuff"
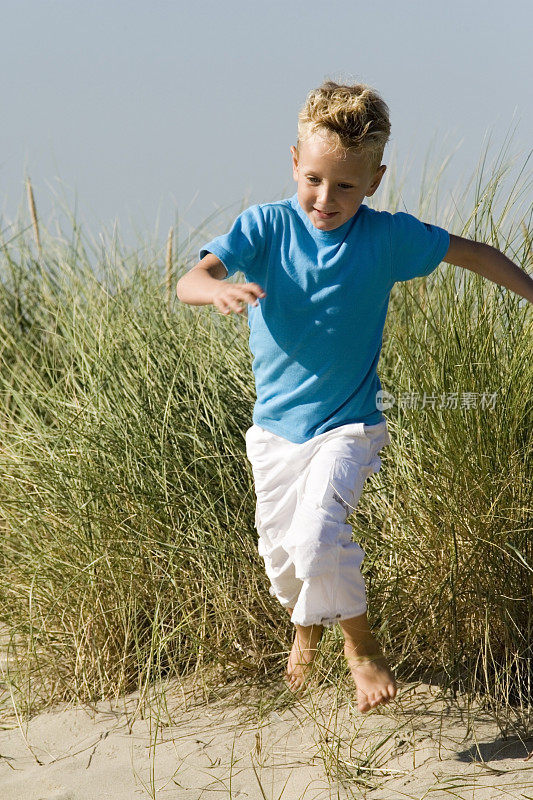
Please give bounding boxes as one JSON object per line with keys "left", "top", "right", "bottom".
{"left": 290, "top": 576, "right": 367, "bottom": 629}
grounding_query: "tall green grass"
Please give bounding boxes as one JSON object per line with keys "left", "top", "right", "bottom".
{"left": 0, "top": 136, "right": 531, "bottom": 740}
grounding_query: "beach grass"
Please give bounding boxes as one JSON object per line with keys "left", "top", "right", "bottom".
{"left": 0, "top": 132, "right": 531, "bottom": 771}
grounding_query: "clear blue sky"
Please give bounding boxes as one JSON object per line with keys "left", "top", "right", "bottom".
{"left": 1, "top": 0, "right": 531, "bottom": 257}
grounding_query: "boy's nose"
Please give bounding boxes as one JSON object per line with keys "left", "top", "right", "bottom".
{"left": 317, "top": 185, "right": 334, "bottom": 205}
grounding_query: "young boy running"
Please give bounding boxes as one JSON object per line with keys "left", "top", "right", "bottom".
{"left": 177, "top": 80, "right": 533, "bottom": 713}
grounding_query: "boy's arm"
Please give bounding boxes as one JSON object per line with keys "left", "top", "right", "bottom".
{"left": 444, "top": 234, "right": 533, "bottom": 303}
{"left": 176, "top": 253, "right": 266, "bottom": 315}
{"left": 176, "top": 253, "right": 228, "bottom": 304}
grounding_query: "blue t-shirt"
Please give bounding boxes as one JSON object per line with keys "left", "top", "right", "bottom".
{"left": 198, "top": 193, "right": 449, "bottom": 443}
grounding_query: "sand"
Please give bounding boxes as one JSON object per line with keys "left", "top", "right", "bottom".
{"left": 1, "top": 643, "right": 532, "bottom": 799}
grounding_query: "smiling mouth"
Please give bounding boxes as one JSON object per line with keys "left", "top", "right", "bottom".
{"left": 314, "top": 208, "right": 338, "bottom": 218}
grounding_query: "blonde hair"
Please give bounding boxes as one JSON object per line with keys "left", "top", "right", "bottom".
{"left": 296, "top": 79, "right": 391, "bottom": 173}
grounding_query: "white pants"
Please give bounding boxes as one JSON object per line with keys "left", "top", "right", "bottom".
{"left": 245, "top": 419, "right": 391, "bottom": 629}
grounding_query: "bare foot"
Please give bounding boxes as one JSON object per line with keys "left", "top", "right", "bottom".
{"left": 284, "top": 621, "right": 324, "bottom": 693}
{"left": 344, "top": 642, "right": 397, "bottom": 713}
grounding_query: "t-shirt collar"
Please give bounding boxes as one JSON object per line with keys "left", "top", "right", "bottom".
{"left": 290, "top": 193, "right": 363, "bottom": 241}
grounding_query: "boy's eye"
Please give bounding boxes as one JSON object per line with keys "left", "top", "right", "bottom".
{"left": 306, "top": 177, "right": 353, "bottom": 189}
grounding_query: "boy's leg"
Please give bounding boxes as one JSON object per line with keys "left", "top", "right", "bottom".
{"left": 280, "top": 434, "right": 373, "bottom": 628}
{"left": 339, "top": 611, "right": 397, "bottom": 712}
{"left": 284, "top": 607, "right": 324, "bottom": 691}
{"left": 245, "top": 424, "right": 305, "bottom": 613}
{"left": 281, "top": 422, "right": 397, "bottom": 709}
{"left": 246, "top": 425, "right": 321, "bottom": 691}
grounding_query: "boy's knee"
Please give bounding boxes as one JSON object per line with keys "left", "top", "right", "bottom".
{"left": 280, "top": 500, "right": 360, "bottom": 580}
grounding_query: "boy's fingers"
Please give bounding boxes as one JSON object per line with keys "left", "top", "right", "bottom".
{"left": 228, "top": 297, "right": 245, "bottom": 313}
{"left": 215, "top": 285, "right": 266, "bottom": 314}
{"left": 228, "top": 293, "right": 254, "bottom": 310}
{"left": 242, "top": 287, "right": 266, "bottom": 306}
{"left": 245, "top": 283, "right": 266, "bottom": 298}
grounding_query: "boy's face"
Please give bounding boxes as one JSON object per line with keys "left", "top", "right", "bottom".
{"left": 291, "top": 133, "right": 386, "bottom": 231}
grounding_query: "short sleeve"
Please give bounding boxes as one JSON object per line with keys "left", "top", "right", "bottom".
{"left": 198, "top": 204, "right": 266, "bottom": 279}
{"left": 389, "top": 211, "right": 450, "bottom": 283}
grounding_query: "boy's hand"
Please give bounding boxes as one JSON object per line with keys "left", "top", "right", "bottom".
{"left": 211, "top": 283, "right": 266, "bottom": 315}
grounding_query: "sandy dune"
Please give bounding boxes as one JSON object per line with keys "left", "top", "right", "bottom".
{"left": 0, "top": 658, "right": 532, "bottom": 800}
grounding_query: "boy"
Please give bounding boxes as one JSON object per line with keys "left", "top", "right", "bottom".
{"left": 176, "top": 80, "right": 533, "bottom": 713}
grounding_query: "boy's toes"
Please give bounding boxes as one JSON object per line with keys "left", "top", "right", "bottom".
{"left": 283, "top": 671, "right": 294, "bottom": 687}
{"left": 283, "top": 670, "right": 303, "bottom": 693}
{"left": 359, "top": 689, "right": 393, "bottom": 712}
{"left": 357, "top": 694, "right": 372, "bottom": 713}
{"left": 382, "top": 685, "right": 398, "bottom": 704}
{"left": 378, "top": 689, "right": 392, "bottom": 705}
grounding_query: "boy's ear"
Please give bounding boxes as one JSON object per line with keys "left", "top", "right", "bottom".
{"left": 290, "top": 145, "right": 299, "bottom": 179}
{"left": 365, "top": 164, "right": 386, "bottom": 197}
